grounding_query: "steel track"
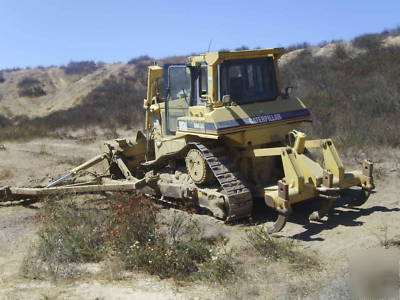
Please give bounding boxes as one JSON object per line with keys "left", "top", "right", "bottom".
{"left": 190, "top": 143, "right": 253, "bottom": 221}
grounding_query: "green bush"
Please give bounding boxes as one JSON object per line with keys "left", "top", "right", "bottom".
{"left": 18, "top": 77, "right": 41, "bottom": 88}
{"left": 36, "top": 199, "right": 107, "bottom": 263}
{"left": 128, "top": 55, "right": 152, "bottom": 65}
{"left": 286, "top": 42, "right": 311, "bottom": 52}
{"left": 352, "top": 33, "right": 384, "bottom": 50}
{"left": 196, "top": 249, "right": 241, "bottom": 283}
{"left": 334, "top": 43, "right": 349, "bottom": 60}
{"left": 62, "top": 61, "right": 99, "bottom": 75}
{"left": 21, "top": 198, "right": 108, "bottom": 279}
{"left": 0, "top": 115, "right": 11, "bottom": 127}
{"left": 17, "top": 77, "right": 46, "bottom": 97}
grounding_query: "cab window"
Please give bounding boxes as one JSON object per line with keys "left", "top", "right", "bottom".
{"left": 166, "top": 66, "right": 191, "bottom": 134}
{"left": 220, "top": 57, "right": 278, "bottom": 104}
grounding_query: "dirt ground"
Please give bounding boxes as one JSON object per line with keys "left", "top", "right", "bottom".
{"left": 0, "top": 138, "right": 399, "bottom": 299}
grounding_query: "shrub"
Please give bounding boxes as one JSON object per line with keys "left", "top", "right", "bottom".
{"left": 0, "top": 67, "right": 22, "bottom": 73}
{"left": 334, "top": 43, "right": 349, "bottom": 60}
{"left": 381, "top": 26, "right": 400, "bottom": 36}
{"left": 18, "top": 77, "right": 41, "bottom": 88}
{"left": 62, "top": 61, "right": 99, "bottom": 75}
{"left": 196, "top": 249, "right": 241, "bottom": 283}
{"left": 0, "top": 72, "right": 5, "bottom": 83}
{"left": 234, "top": 45, "right": 250, "bottom": 51}
{"left": 0, "top": 115, "right": 11, "bottom": 127}
{"left": 128, "top": 55, "right": 152, "bottom": 65}
{"left": 22, "top": 193, "right": 241, "bottom": 282}
{"left": 21, "top": 197, "right": 108, "bottom": 279}
{"left": 107, "top": 194, "right": 214, "bottom": 280}
{"left": 36, "top": 199, "right": 107, "bottom": 263}
{"left": 17, "top": 77, "right": 46, "bottom": 97}
{"left": 352, "top": 33, "right": 384, "bottom": 50}
{"left": 286, "top": 42, "right": 311, "bottom": 52}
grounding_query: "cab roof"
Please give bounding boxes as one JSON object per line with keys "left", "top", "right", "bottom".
{"left": 188, "top": 48, "right": 285, "bottom": 66}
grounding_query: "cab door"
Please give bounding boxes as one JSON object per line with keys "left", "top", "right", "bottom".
{"left": 165, "top": 65, "right": 192, "bottom": 134}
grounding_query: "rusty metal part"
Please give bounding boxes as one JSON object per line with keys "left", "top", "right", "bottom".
{"left": 1, "top": 179, "right": 146, "bottom": 202}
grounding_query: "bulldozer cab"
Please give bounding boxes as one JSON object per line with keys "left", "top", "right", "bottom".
{"left": 144, "top": 48, "right": 288, "bottom": 137}
{"left": 164, "top": 64, "right": 208, "bottom": 134}
{"left": 163, "top": 54, "right": 280, "bottom": 134}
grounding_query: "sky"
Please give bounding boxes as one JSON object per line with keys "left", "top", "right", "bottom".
{"left": 0, "top": 0, "right": 399, "bottom": 69}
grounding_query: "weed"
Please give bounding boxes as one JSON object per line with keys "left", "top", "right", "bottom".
{"left": 246, "top": 226, "right": 320, "bottom": 269}
{"left": 63, "top": 156, "right": 88, "bottom": 166}
{"left": 196, "top": 248, "right": 242, "bottom": 283}
{"left": 377, "top": 225, "right": 400, "bottom": 249}
{"left": 39, "top": 144, "right": 50, "bottom": 156}
{"left": 20, "top": 197, "right": 108, "bottom": 280}
{"left": 35, "top": 198, "right": 107, "bottom": 264}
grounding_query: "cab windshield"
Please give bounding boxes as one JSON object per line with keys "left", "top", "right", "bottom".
{"left": 220, "top": 57, "right": 278, "bottom": 103}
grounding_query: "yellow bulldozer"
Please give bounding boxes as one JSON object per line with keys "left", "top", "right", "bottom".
{"left": 0, "top": 48, "right": 375, "bottom": 233}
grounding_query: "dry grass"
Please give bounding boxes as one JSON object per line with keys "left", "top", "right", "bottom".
{"left": 246, "top": 226, "right": 320, "bottom": 270}
{"left": 21, "top": 193, "right": 242, "bottom": 282}
{"left": 62, "top": 156, "right": 88, "bottom": 166}
{"left": 281, "top": 42, "right": 400, "bottom": 149}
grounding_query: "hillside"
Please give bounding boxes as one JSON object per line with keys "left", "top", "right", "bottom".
{"left": 1, "top": 31, "right": 400, "bottom": 299}
{"left": 0, "top": 31, "right": 400, "bottom": 147}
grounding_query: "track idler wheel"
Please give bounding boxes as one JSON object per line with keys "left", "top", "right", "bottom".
{"left": 185, "top": 148, "right": 214, "bottom": 185}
